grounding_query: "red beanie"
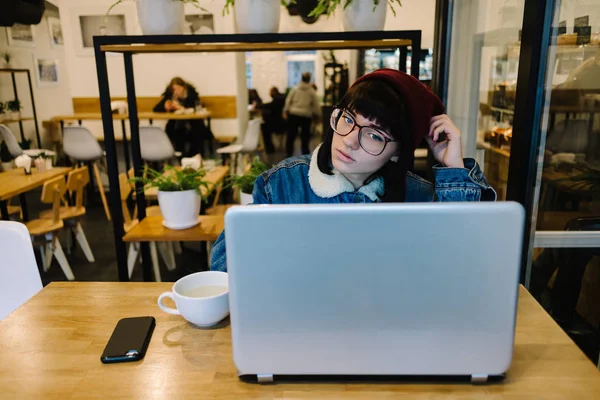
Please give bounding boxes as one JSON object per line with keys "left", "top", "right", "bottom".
{"left": 352, "top": 69, "right": 445, "bottom": 150}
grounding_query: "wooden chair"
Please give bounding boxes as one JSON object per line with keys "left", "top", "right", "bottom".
{"left": 120, "top": 172, "right": 178, "bottom": 282}
{"left": 6, "top": 198, "right": 22, "bottom": 219}
{"left": 205, "top": 183, "right": 235, "bottom": 216}
{"left": 25, "top": 176, "right": 74, "bottom": 280}
{"left": 39, "top": 167, "right": 94, "bottom": 263}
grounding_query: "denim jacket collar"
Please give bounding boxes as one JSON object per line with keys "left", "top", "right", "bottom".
{"left": 307, "top": 144, "right": 384, "bottom": 201}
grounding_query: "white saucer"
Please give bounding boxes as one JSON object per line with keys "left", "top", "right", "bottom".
{"left": 162, "top": 217, "right": 201, "bottom": 230}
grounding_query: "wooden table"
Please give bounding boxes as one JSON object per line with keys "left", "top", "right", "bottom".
{"left": 1, "top": 283, "right": 599, "bottom": 399}
{"left": 144, "top": 165, "right": 230, "bottom": 200}
{"left": 50, "top": 111, "right": 212, "bottom": 123}
{"left": 0, "top": 167, "right": 71, "bottom": 220}
{"left": 123, "top": 215, "right": 223, "bottom": 242}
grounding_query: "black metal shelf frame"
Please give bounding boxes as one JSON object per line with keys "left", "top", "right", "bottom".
{"left": 94, "top": 31, "right": 422, "bottom": 282}
{"left": 0, "top": 68, "right": 41, "bottom": 147}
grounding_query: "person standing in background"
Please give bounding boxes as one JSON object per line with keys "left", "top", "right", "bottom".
{"left": 260, "top": 87, "right": 286, "bottom": 155}
{"left": 283, "top": 72, "right": 321, "bottom": 157}
{"left": 154, "top": 77, "right": 213, "bottom": 157}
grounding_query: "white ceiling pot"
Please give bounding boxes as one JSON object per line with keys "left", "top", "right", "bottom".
{"left": 233, "top": 0, "right": 281, "bottom": 34}
{"left": 136, "top": 0, "right": 185, "bottom": 35}
{"left": 342, "top": 0, "right": 387, "bottom": 32}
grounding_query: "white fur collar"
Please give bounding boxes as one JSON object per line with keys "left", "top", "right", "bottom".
{"left": 308, "top": 144, "right": 384, "bottom": 201}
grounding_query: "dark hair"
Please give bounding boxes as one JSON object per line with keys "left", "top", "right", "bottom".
{"left": 162, "top": 77, "right": 193, "bottom": 97}
{"left": 317, "top": 80, "right": 412, "bottom": 202}
{"left": 301, "top": 72, "right": 312, "bottom": 83}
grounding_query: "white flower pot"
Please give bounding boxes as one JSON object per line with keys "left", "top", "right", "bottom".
{"left": 343, "top": 0, "right": 387, "bottom": 32}
{"left": 158, "top": 189, "right": 202, "bottom": 230}
{"left": 1, "top": 161, "right": 13, "bottom": 172}
{"left": 45, "top": 158, "right": 53, "bottom": 170}
{"left": 240, "top": 192, "right": 253, "bottom": 205}
{"left": 234, "top": 0, "right": 281, "bottom": 34}
{"left": 137, "top": 0, "right": 184, "bottom": 35}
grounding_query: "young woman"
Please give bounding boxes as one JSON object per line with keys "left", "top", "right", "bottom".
{"left": 153, "top": 77, "right": 212, "bottom": 156}
{"left": 210, "top": 69, "right": 496, "bottom": 272}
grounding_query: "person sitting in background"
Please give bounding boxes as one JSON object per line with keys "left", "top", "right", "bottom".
{"left": 259, "top": 87, "right": 286, "bottom": 154}
{"left": 283, "top": 72, "right": 321, "bottom": 157}
{"left": 153, "top": 77, "right": 213, "bottom": 157}
{"left": 248, "top": 88, "right": 263, "bottom": 119}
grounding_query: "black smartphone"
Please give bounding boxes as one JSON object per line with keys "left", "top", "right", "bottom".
{"left": 101, "top": 316, "right": 156, "bottom": 364}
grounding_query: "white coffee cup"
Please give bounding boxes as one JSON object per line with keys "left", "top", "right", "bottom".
{"left": 158, "top": 271, "right": 229, "bottom": 327}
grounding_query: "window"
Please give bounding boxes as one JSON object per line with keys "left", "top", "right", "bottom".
{"left": 285, "top": 51, "right": 317, "bottom": 88}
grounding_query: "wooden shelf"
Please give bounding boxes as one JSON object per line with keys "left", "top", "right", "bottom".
{"left": 0, "top": 68, "right": 31, "bottom": 73}
{"left": 123, "top": 215, "right": 224, "bottom": 242}
{"left": 0, "top": 117, "right": 34, "bottom": 123}
{"left": 50, "top": 111, "right": 211, "bottom": 123}
{"left": 101, "top": 39, "right": 413, "bottom": 54}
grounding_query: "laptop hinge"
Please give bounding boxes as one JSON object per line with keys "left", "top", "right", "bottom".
{"left": 471, "top": 374, "right": 488, "bottom": 383}
{"left": 257, "top": 374, "right": 274, "bottom": 383}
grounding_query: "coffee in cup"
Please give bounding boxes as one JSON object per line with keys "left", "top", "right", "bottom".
{"left": 158, "top": 271, "right": 229, "bottom": 327}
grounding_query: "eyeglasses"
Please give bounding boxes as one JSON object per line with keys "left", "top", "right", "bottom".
{"left": 330, "top": 108, "right": 396, "bottom": 156}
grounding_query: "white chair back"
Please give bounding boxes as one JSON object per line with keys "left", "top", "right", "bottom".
{"left": 139, "top": 126, "right": 176, "bottom": 162}
{"left": 0, "top": 221, "right": 43, "bottom": 321}
{"left": 63, "top": 126, "right": 104, "bottom": 161}
{"left": 241, "top": 119, "right": 262, "bottom": 152}
{"left": 0, "top": 124, "right": 24, "bottom": 158}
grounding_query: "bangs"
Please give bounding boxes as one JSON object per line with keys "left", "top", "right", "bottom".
{"left": 338, "top": 80, "right": 407, "bottom": 139}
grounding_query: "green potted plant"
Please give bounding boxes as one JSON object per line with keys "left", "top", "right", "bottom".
{"left": 109, "top": 0, "right": 206, "bottom": 35}
{"left": 310, "top": 0, "right": 402, "bottom": 31}
{"left": 7, "top": 99, "right": 22, "bottom": 120}
{"left": 130, "top": 165, "right": 209, "bottom": 230}
{"left": 228, "top": 157, "right": 270, "bottom": 205}
{"left": 0, "top": 140, "right": 14, "bottom": 171}
{"left": 224, "top": 1, "right": 289, "bottom": 34}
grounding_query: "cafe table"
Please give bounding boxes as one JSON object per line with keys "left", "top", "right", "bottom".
{"left": 0, "top": 166, "right": 71, "bottom": 221}
{"left": 1, "top": 282, "right": 600, "bottom": 399}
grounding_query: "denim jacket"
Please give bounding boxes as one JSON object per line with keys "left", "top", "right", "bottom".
{"left": 210, "top": 145, "right": 496, "bottom": 272}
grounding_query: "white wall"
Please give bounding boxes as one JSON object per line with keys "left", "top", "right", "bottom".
{"left": 0, "top": 1, "right": 72, "bottom": 148}
{"left": 59, "top": 0, "right": 246, "bottom": 140}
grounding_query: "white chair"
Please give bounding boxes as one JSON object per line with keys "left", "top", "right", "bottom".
{"left": 62, "top": 126, "right": 111, "bottom": 221}
{"left": 0, "top": 124, "right": 56, "bottom": 158}
{"left": 217, "top": 118, "right": 262, "bottom": 175}
{"left": 139, "top": 126, "right": 180, "bottom": 163}
{"left": 0, "top": 221, "right": 43, "bottom": 321}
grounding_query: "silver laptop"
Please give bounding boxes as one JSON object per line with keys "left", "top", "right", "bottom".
{"left": 225, "top": 202, "right": 524, "bottom": 383}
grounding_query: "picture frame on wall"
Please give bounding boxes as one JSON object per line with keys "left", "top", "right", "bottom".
{"left": 6, "top": 24, "right": 36, "bottom": 48}
{"left": 33, "top": 55, "right": 60, "bottom": 87}
{"left": 70, "top": 6, "right": 135, "bottom": 56}
{"left": 47, "top": 16, "right": 64, "bottom": 47}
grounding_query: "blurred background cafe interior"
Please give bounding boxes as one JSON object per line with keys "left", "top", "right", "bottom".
{"left": 0, "top": 0, "right": 600, "bottom": 368}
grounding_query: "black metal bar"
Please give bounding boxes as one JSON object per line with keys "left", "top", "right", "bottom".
{"left": 18, "top": 193, "right": 29, "bottom": 221}
{"left": 0, "top": 200, "right": 9, "bottom": 220}
{"left": 121, "top": 119, "right": 131, "bottom": 173}
{"left": 26, "top": 70, "right": 41, "bottom": 148}
{"left": 410, "top": 33, "right": 421, "bottom": 79}
{"left": 124, "top": 53, "right": 153, "bottom": 282}
{"left": 94, "top": 31, "right": 424, "bottom": 47}
{"left": 399, "top": 47, "right": 408, "bottom": 73}
{"left": 506, "top": 0, "right": 555, "bottom": 285}
{"left": 10, "top": 72, "right": 26, "bottom": 142}
{"left": 94, "top": 40, "right": 129, "bottom": 282}
{"left": 432, "top": 0, "right": 453, "bottom": 103}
